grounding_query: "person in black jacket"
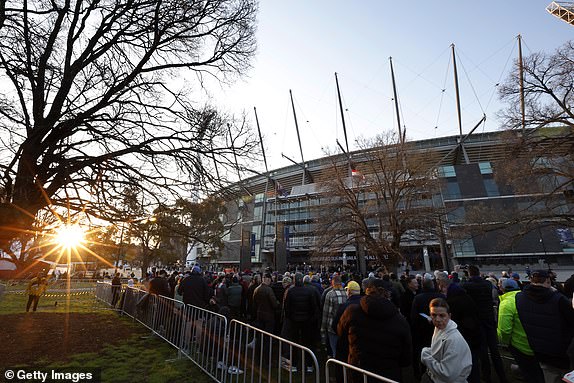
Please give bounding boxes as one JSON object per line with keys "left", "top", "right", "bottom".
{"left": 516, "top": 269, "right": 574, "bottom": 382}
{"left": 149, "top": 269, "right": 171, "bottom": 297}
{"left": 438, "top": 274, "right": 481, "bottom": 383}
{"left": 410, "top": 277, "right": 444, "bottom": 380}
{"left": 281, "top": 272, "right": 320, "bottom": 373}
{"left": 337, "top": 278, "right": 412, "bottom": 383}
{"left": 177, "top": 266, "right": 211, "bottom": 308}
{"left": 462, "top": 265, "right": 508, "bottom": 383}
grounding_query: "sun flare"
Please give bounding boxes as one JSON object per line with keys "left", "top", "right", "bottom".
{"left": 55, "top": 224, "right": 85, "bottom": 250}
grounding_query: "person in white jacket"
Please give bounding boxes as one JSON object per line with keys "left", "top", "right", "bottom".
{"left": 421, "top": 297, "right": 472, "bottom": 383}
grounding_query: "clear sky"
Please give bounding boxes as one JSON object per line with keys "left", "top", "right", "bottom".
{"left": 216, "top": 1, "right": 574, "bottom": 173}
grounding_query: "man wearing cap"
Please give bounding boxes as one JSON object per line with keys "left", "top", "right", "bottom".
{"left": 511, "top": 273, "right": 523, "bottom": 290}
{"left": 515, "top": 270, "right": 574, "bottom": 382}
{"left": 497, "top": 278, "right": 543, "bottom": 383}
{"left": 331, "top": 280, "right": 362, "bottom": 362}
{"left": 337, "top": 278, "right": 412, "bottom": 382}
{"left": 321, "top": 274, "right": 347, "bottom": 357}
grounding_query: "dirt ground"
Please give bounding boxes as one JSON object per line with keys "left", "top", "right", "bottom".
{"left": 0, "top": 312, "right": 143, "bottom": 368}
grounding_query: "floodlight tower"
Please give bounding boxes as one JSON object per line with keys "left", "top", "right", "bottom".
{"left": 547, "top": 1, "right": 574, "bottom": 26}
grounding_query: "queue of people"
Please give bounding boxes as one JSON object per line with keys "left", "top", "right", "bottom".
{"left": 136, "top": 264, "right": 574, "bottom": 382}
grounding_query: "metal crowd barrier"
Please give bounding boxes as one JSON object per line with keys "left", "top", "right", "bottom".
{"left": 121, "top": 286, "right": 147, "bottom": 318}
{"left": 94, "top": 281, "right": 123, "bottom": 308}
{"left": 325, "top": 358, "right": 399, "bottom": 383}
{"left": 225, "top": 319, "right": 321, "bottom": 383}
{"left": 94, "top": 283, "right": 396, "bottom": 383}
{"left": 178, "top": 304, "right": 229, "bottom": 383}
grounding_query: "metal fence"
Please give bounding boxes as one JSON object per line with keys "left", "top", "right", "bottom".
{"left": 325, "top": 358, "right": 399, "bottom": 383}
{"left": 224, "top": 319, "right": 321, "bottom": 383}
{"left": 95, "top": 282, "right": 396, "bottom": 383}
{"left": 179, "top": 304, "right": 229, "bottom": 383}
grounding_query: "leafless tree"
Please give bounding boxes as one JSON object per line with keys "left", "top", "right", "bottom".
{"left": 447, "top": 41, "right": 574, "bottom": 253}
{"left": 479, "top": 40, "right": 574, "bottom": 238}
{"left": 0, "top": 0, "right": 259, "bottom": 265}
{"left": 313, "top": 133, "right": 443, "bottom": 269}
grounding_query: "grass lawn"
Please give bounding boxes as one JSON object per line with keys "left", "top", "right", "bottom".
{"left": 0, "top": 286, "right": 213, "bottom": 383}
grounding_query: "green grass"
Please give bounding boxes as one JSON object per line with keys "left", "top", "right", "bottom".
{"left": 50, "top": 335, "right": 213, "bottom": 383}
{"left": 0, "top": 287, "right": 97, "bottom": 314}
{"left": 0, "top": 289, "right": 213, "bottom": 383}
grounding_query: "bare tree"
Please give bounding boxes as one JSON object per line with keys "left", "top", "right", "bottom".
{"left": 0, "top": 0, "right": 259, "bottom": 262}
{"left": 446, "top": 42, "right": 574, "bottom": 255}
{"left": 479, "top": 40, "right": 574, "bottom": 238}
{"left": 313, "top": 133, "right": 442, "bottom": 269}
{"left": 498, "top": 40, "right": 574, "bottom": 197}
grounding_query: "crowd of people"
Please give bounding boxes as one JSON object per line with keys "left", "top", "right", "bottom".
{"left": 137, "top": 264, "right": 574, "bottom": 383}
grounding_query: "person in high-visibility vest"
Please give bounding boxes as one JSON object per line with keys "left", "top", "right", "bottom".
{"left": 26, "top": 271, "right": 48, "bottom": 312}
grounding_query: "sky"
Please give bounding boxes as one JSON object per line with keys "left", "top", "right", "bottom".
{"left": 213, "top": 0, "right": 574, "bottom": 173}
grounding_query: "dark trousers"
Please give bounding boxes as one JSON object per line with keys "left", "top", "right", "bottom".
{"left": 26, "top": 295, "right": 40, "bottom": 312}
{"left": 509, "top": 345, "right": 545, "bottom": 383}
{"left": 111, "top": 287, "right": 121, "bottom": 307}
{"left": 468, "top": 346, "right": 481, "bottom": 383}
{"left": 479, "top": 324, "right": 508, "bottom": 383}
{"left": 281, "top": 319, "right": 316, "bottom": 367}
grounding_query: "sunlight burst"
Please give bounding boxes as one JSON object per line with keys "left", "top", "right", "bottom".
{"left": 55, "top": 224, "right": 85, "bottom": 250}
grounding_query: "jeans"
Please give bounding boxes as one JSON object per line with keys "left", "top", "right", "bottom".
{"left": 328, "top": 332, "right": 338, "bottom": 358}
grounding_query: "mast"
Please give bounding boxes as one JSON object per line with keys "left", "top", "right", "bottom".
{"left": 389, "top": 57, "right": 405, "bottom": 144}
{"left": 335, "top": 72, "right": 352, "bottom": 178}
{"left": 289, "top": 89, "right": 306, "bottom": 185}
{"left": 451, "top": 43, "right": 470, "bottom": 164}
{"left": 517, "top": 34, "right": 526, "bottom": 133}
{"left": 254, "top": 107, "right": 269, "bottom": 265}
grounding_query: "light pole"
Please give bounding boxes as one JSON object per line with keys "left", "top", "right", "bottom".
{"left": 114, "top": 223, "right": 125, "bottom": 274}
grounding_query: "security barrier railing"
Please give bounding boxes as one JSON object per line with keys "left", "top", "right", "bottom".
{"left": 95, "top": 282, "right": 395, "bottom": 383}
{"left": 225, "top": 319, "right": 321, "bottom": 383}
{"left": 179, "top": 304, "right": 229, "bottom": 383}
{"left": 325, "top": 358, "right": 399, "bottom": 383}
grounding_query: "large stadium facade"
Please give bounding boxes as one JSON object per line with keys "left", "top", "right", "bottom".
{"left": 194, "top": 128, "right": 574, "bottom": 274}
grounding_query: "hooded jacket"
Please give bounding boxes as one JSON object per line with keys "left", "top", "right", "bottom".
{"left": 337, "top": 294, "right": 412, "bottom": 382}
{"left": 421, "top": 319, "right": 472, "bottom": 383}
{"left": 497, "top": 290, "right": 533, "bottom": 356}
{"left": 516, "top": 284, "right": 574, "bottom": 368}
{"left": 177, "top": 272, "right": 211, "bottom": 308}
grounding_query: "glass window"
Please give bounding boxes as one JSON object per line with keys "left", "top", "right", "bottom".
{"left": 252, "top": 225, "right": 260, "bottom": 237}
{"left": 454, "top": 238, "right": 475, "bottom": 256}
{"left": 484, "top": 178, "right": 499, "bottom": 197}
{"left": 439, "top": 165, "right": 456, "bottom": 178}
{"left": 447, "top": 206, "right": 465, "bottom": 224}
{"left": 255, "top": 193, "right": 265, "bottom": 203}
{"left": 254, "top": 206, "right": 263, "bottom": 220}
{"left": 479, "top": 162, "right": 493, "bottom": 174}
{"left": 445, "top": 181, "right": 461, "bottom": 199}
